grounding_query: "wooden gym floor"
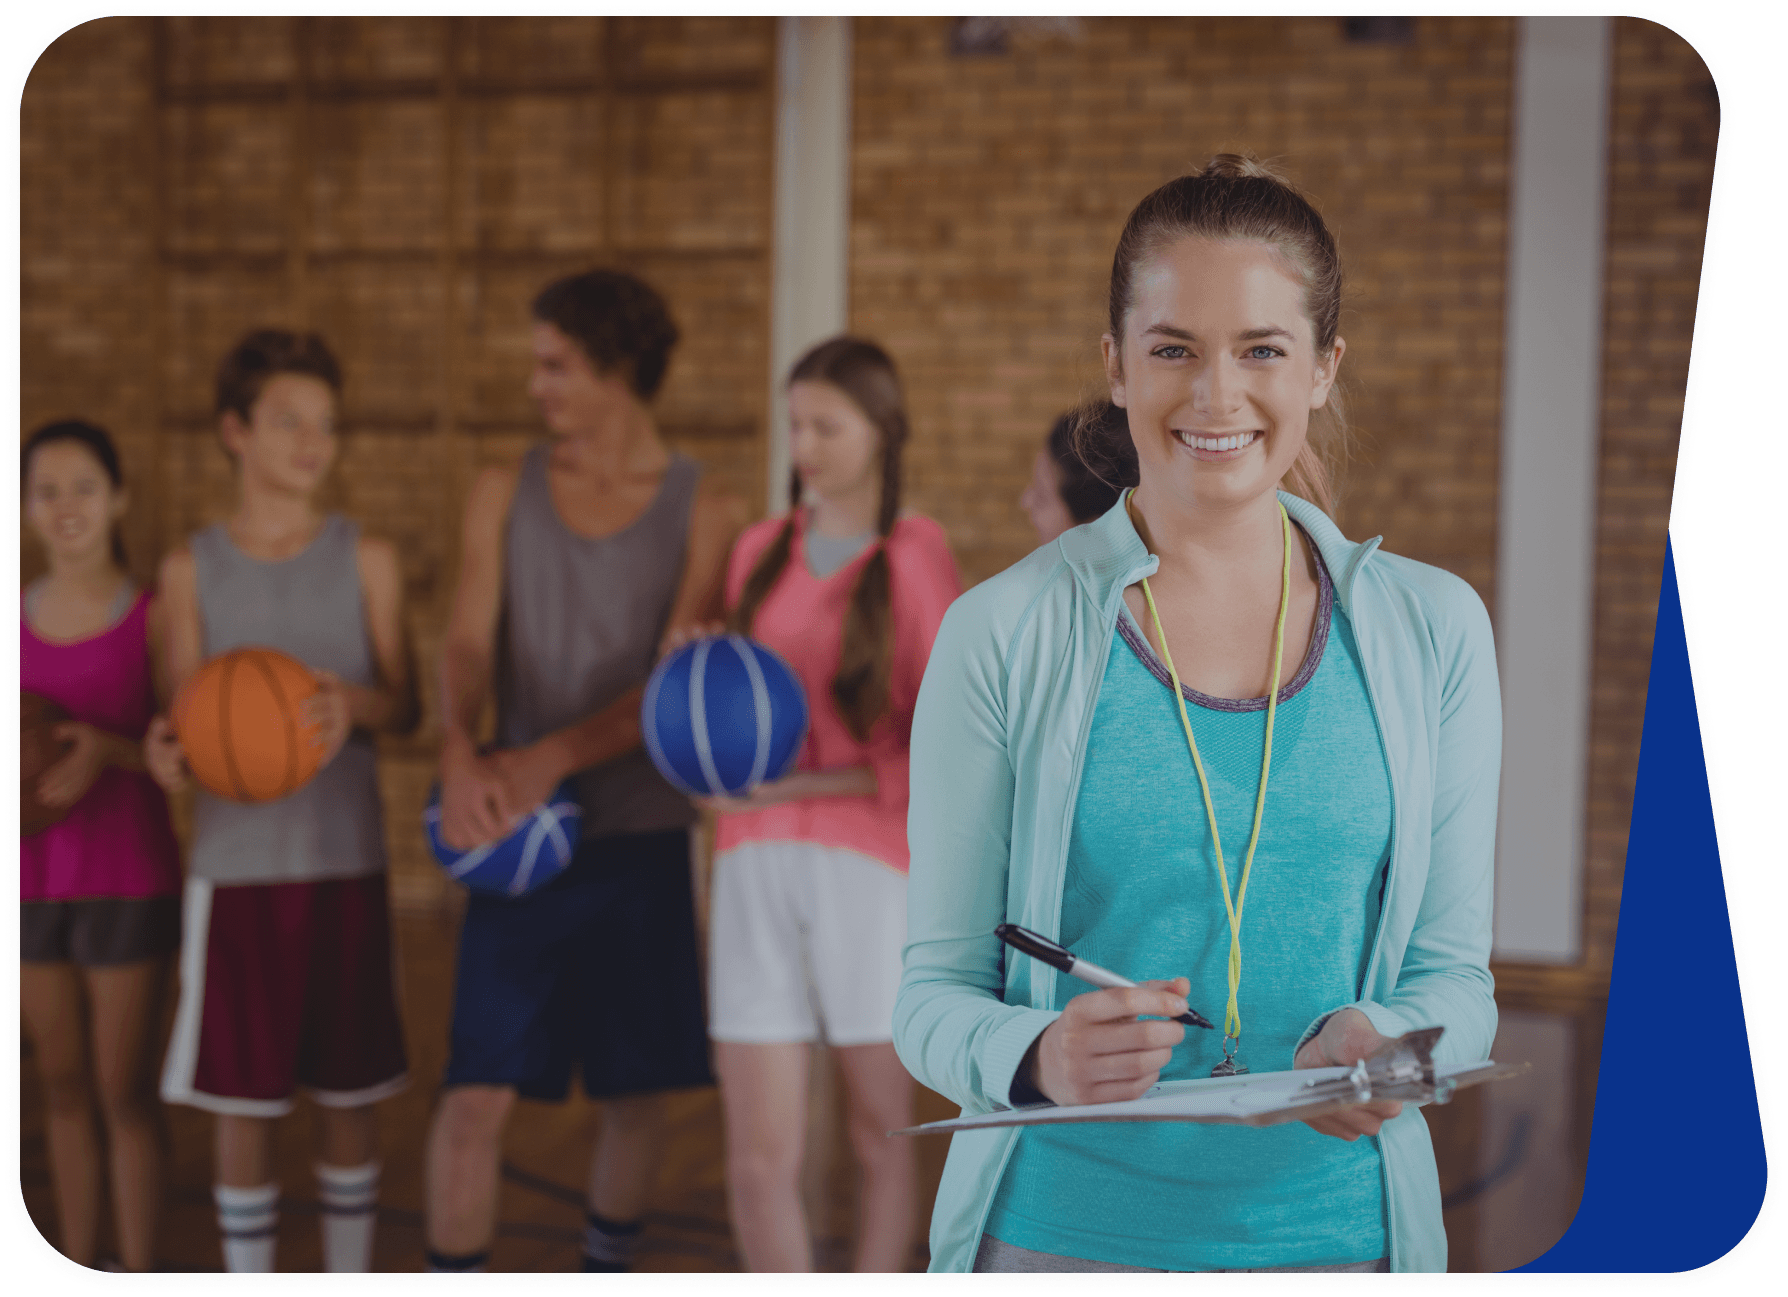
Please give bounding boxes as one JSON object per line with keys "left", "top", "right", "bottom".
{"left": 21, "top": 897, "right": 1600, "bottom": 1272}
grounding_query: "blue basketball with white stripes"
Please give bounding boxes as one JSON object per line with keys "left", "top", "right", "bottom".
{"left": 642, "top": 634, "right": 808, "bottom": 797}
{"left": 422, "top": 781, "right": 581, "bottom": 897}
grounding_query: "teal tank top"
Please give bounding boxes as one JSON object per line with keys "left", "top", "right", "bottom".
{"left": 985, "top": 547, "right": 1394, "bottom": 1270}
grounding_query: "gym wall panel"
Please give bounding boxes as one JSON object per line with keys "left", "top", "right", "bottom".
{"left": 457, "top": 97, "right": 609, "bottom": 252}
{"left": 22, "top": 15, "right": 776, "bottom": 909}
{"left": 19, "top": 15, "right": 1712, "bottom": 973}
{"left": 844, "top": 16, "right": 1712, "bottom": 995}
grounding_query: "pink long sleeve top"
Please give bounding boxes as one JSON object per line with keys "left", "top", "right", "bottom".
{"left": 714, "top": 509, "right": 962, "bottom": 874}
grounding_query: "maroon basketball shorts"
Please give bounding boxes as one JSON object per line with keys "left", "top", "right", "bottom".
{"left": 160, "top": 873, "right": 408, "bottom": 1117}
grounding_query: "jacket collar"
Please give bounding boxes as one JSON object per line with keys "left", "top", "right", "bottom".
{"left": 1057, "top": 488, "right": 1383, "bottom": 618}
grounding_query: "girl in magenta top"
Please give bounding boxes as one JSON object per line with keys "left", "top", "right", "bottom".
{"left": 20, "top": 420, "right": 182, "bottom": 1273}
{"left": 699, "top": 337, "right": 960, "bottom": 1271}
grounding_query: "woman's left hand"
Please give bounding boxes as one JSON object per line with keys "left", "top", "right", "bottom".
{"left": 1293, "top": 1007, "right": 1404, "bottom": 1141}
{"left": 35, "top": 721, "right": 106, "bottom": 808}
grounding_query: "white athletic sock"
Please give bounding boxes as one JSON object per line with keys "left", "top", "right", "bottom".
{"left": 316, "top": 1160, "right": 381, "bottom": 1273}
{"left": 215, "top": 1181, "right": 280, "bottom": 1273}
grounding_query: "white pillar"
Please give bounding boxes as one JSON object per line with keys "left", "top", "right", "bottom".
{"left": 1492, "top": 17, "right": 1612, "bottom": 963}
{"left": 767, "top": 16, "right": 852, "bottom": 515}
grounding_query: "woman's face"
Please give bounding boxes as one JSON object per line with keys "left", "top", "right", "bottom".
{"left": 1021, "top": 449, "right": 1077, "bottom": 546}
{"left": 222, "top": 372, "right": 339, "bottom": 496}
{"left": 788, "top": 379, "right": 881, "bottom": 507}
{"left": 1103, "top": 236, "right": 1343, "bottom": 515}
{"left": 26, "top": 441, "right": 126, "bottom": 567}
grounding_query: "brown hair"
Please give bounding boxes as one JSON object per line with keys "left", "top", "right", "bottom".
{"left": 22, "top": 419, "right": 129, "bottom": 568}
{"left": 1050, "top": 403, "right": 1136, "bottom": 522}
{"left": 215, "top": 328, "right": 343, "bottom": 423}
{"left": 731, "top": 337, "right": 908, "bottom": 742}
{"left": 1085, "top": 152, "right": 1350, "bottom": 515}
{"left": 532, "top": 269, "right": 680, "bottom": 400}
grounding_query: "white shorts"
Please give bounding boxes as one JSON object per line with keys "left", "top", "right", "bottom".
{"left": 707, "top": 840, "right": 907, "bottom": 1047}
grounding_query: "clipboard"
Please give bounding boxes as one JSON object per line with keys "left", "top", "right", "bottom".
{"left": 894, "top": 1026, "right": 1528, "bottom": 1135}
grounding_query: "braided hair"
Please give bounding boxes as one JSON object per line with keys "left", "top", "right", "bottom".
{"left": 732, "top": 337, "right": 908, "bottom": 741}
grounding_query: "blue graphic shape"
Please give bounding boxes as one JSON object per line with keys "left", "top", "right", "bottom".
{"left": 1518, "top": 539, "right": 1766, "bottom": 1270}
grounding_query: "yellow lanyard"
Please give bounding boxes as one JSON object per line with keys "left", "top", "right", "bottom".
{"left": 1129, "top": 494, "right": 1292, "bottom": 1074}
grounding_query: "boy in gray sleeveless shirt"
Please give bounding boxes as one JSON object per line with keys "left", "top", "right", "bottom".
{"left": 147, "top": 331, "right": 421, "bottom": 1273}
{"left": 423, "top": 271, "right": 745, "bottom": 1273}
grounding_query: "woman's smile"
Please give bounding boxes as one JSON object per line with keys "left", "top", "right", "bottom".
{"left": 1173, "top": 428, "right": 1264, "bottom": 458}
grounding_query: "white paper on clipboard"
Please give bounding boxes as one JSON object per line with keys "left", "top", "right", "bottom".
{"left": 893, "top": 1027, "right": 1527, "bottom": 1135}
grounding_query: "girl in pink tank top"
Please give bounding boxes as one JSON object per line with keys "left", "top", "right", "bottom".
{"left": 21, "top": 590, "right": 182, "bottom": 902}
{"left": 20, "top": 420, "right": 179, "bottom": 1273}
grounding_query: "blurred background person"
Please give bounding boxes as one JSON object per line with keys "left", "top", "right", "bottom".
{"left": 21, "top": 420, "right": 182, "bottom": 1272}
{"left": 422, "top": 269, "right": 742, "bottom": 1274}
{"left": 147, "top": 331, "right": 419, "bottom": 1274}
{"left": 1019, "top": 403, "right": 1136, "bottom": 546}
{"left": 698, "top": 337, "right": 961, "bottom": 1271}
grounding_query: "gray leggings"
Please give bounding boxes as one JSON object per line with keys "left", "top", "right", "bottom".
{"left": 973, "top": 1234, "right": 1391, "bottom": 1273}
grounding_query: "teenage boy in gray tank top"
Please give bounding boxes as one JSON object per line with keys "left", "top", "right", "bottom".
{"left": 145, "top": 330, "right": 421, "bottom": 1274}
{"left": 424, "top": 270, "right": 746, "bottom": 1274}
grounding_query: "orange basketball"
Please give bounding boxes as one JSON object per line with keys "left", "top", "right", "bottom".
{"left": 172, "top": 647, "right": 325, "bottom": 803}
{"left": 21, "top": 691, "right": 75, "bottom": 835}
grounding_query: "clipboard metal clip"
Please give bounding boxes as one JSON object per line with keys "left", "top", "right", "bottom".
{"left": 1302, "top": 1025, "right": 1455, "bottom": 1107}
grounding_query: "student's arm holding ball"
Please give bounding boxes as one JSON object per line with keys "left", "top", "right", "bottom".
{"left": 488, "top": 476, "right": 746, "bottom": 816}
{"left": 438, "top": 467, "right": 520, "bottom": 850}
{"left": 699, "top": 524, "right": 960, "bottom": 814}
{"left": 657, "top": 477, "right": 750, "bottom": 653}
{"left": 441, "top": 469, "right": 746, "bottom": 845}
{"left": 642, "top": 478, "right": 747, "bottom": 659}
{"left": 143, "top": 545, "right": 201, "bottom": 795}
{"left": 36, "top": 717, "right": 149, "bottom": 808}
{"left": 303, "top": 535, "right": 419, "bottom": 757}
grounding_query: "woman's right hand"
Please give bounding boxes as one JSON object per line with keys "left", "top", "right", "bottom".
{"left": 438, "top": 735, "right": 515, "bottom": 851}
{"left": 1027, "top": 977, "right": 1190, "bottom": 1106}
{"left": 143, "top": 715, "right": 189, "bottom": 794}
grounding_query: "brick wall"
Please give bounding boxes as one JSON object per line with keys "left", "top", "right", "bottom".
{"left": 22, "top": 16, "right": 776, "bottom": 906}
{"left": 21, "top": 19, "right": 162, "bottom": 586}
{"left": 850, "top": 16, "right": 1515, "bottom": 599}
{"left": 21, "top": 17, "right": 1715, "bottom": 974}
{"left": 847, "top": 16, "right": 1714, "bottom": 985}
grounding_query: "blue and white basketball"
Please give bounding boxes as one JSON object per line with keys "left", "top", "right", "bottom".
{"left": 642, "top": 634, "right": 809, "bottom": 798}
{"left": 422, "top": 781, "right": 581, "bottom": 897}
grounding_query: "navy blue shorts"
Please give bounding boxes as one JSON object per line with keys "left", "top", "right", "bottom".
{"left": 443, "top": 829, "right": 714, "bottom": 1101}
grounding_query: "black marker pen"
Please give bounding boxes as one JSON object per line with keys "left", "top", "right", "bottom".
{"left": 994, "top": 923, "right": 1216, "bottom": 1030}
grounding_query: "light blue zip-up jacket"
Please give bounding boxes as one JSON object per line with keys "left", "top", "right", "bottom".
{"left": 896, "top": 490, "right": 1501, "bottom": 1273}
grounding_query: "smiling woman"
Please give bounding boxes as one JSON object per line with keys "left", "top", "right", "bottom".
{"left": 1095, "top": 153, "right": 1349, "bottom": 518}
{"left": 897, "top": 155, "right": 1501, "bottom": 1273}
